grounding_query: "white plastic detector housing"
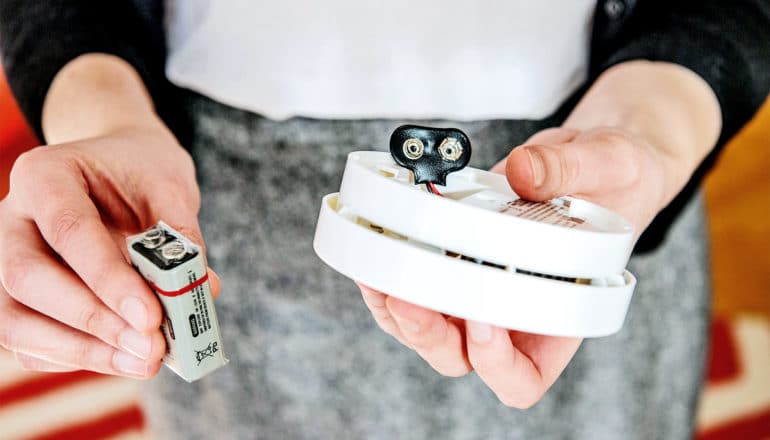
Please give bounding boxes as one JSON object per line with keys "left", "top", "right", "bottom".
{"left": 313, "top": 151, "right": 637, "bottom": 337}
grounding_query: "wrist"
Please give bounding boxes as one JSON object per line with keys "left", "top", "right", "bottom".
{"left": 42, "top": 53, "right": 166, "bottom": 144}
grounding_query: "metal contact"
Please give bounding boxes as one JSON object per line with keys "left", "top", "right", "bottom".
{"left": 160, "top": 240, "right": 187, "bottom": 261}
{"left": 402, "top": 138, "right": 424, "bottom": 160}
{"left": 438, "top": 137, "right": 463, "bottom": 161}
{"left": 141, "top": 226, "right": 165, "bottom": 249}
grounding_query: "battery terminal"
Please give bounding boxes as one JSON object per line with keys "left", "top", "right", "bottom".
{"left": 141, "top": 226, "right": 166, "bottom": 249}
{"left": 160, "top": 240, "right": 188, "bottom": 261}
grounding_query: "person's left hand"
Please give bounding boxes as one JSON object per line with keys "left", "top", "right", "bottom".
{"left": 358, "top": 125, "right": 675, "bottom": 408}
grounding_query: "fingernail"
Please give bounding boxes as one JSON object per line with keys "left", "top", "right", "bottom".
{"left": 118, "top": 328, "right": 153, "bottom": 360}
{"left": 527, "top": 148, "right": 545, "bottom": 188}
{"left": 120, "top": 297, "right": 148, "bottom": 331}
{"left": 113, "top": 351, "right": 148, "bottom": 376}
{"left": 392, "top": 313, "right": 421, "bottom": 334}
{"left": 467, "top": 320, "right": 492, "bottom": 343}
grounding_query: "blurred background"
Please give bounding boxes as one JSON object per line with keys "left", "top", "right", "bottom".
{"left": 0, "top": 67, "right": 768, "bottom": 438}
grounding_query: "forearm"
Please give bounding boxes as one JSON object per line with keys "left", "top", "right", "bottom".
{"left": 0, "top": 0, "right": 171, "bottom": 143}
{"left": 565, "top": 60, "right": 722, "bottom": 206}
{"left": 43, "top": 53, "right": 165, "bottom": 144}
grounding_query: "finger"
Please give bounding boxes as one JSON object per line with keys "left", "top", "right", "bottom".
{"left": 523, "top": 127, "right": 581, "bottom": 146}
{"left": 490, "top": 127, "right": 580, "bottom": 174}
{"left": 466, "top": 321, "right": 581, "bottom": 408}
{"left": 208, "top": 268, "right": 221, "bottom": 300}
{"left": 14, "top": 352, "right": 79, "bottom": 373}
{"left": 386, "top": 297, "right": 472, "bottom": 377}
{"left": 13, "top": 167, "right": 162, "bottom": 334}
{"left": 507, "top": 331, "right": 583, "bottom": 386}
{"left": 0, "top": 218, "right": 165, "bottom": 362}
{"left": 0, "top": 294, "right": 161, "bottom": 379}
{"left": 505, "top": 132, "right": 640, "bottom": 201}
{"left": 466, "top": 322, "right": 543, "bottom": 408}
{"left": 357, "top": 283, "right": 413, "bottom": 348}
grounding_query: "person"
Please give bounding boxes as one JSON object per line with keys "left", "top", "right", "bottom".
{"left": 1, "top": 1, "right": 768, "bottom": 438}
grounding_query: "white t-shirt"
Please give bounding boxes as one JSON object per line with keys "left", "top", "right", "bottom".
{"left": 165, "top": 1, "right": 596, "bottom": 121}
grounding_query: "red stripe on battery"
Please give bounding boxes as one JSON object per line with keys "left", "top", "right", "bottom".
{"left": 148, "top": 273, "right": 209, "bottom": 297}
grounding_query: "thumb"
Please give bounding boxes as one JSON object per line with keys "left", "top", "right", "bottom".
{"left": 490, "top": 128, "right": 580, "bottom": 174}
{"left": 505, "top": 141, "right": 612, "bottom": 202}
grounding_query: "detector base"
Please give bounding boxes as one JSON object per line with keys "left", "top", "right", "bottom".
{"left": 313, "top": 152, "right": 636, "bottom": 337}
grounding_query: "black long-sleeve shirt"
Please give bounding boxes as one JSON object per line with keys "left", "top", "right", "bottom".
{"left": 1, "top": 0, "right": 769, "bottom": 252}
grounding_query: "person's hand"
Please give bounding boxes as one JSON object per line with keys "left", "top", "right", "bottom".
{"left": 357, "top": 125, "right": 677, "bottom": 407}
{"left": 504, "top": 126, "right": 669, "bottom": 236}
{"left": 358, "top": 125, "right": 668, "bottom": 407}
{"left": 359, "top": 60, "right": 722, "bottom": 407}
{"left": 0, "top": 122, "right": 220, "bottom": 378}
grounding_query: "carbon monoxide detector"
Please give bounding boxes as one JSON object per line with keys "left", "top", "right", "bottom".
{"left": 313, "top": 126, "right": 636, "bottom": 337}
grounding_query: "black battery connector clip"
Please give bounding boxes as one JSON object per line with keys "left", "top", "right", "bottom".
{"left": 389, "top": 125, "right": 472, "bottom": 186}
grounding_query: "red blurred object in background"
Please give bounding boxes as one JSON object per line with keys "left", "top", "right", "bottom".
{"left": 0, "top": 67, "right": 39, "bottom": 198}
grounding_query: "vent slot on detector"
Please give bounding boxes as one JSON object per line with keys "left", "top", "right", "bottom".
{"left": 355, "top": 213, "right": 599, "bottom": 286}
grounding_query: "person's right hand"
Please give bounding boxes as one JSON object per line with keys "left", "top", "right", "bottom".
{"left": 0, "top": 122, "right": 219, "bottom": 378}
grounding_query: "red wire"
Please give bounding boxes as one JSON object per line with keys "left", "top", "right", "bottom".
{"left": 427, "top": 182, "right": 444, "bottom": 197}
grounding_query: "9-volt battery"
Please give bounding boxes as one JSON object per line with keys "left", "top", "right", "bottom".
{"left": 127, "top": 221, "right": 228, "bottom": 382}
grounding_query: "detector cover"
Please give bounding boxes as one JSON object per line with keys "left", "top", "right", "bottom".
{"left": 313, "top": 151, "right": 637, "bottom": 337}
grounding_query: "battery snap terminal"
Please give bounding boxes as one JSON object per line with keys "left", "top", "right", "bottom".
{"left": 390, "top": 125, "right": 471, "bottom": 187}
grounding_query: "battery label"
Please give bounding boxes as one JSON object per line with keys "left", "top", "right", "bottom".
{"left": 188, "top": 270, "right": 212, "bottom": 337}
{"left": 195, "top": 342, "right": 220, "bottom": 365}
{"left": 500, "top": 199, "right": 590, "bottom": 230}
{"left": 458, "top": 190, "right": 597, "bottom": 232}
